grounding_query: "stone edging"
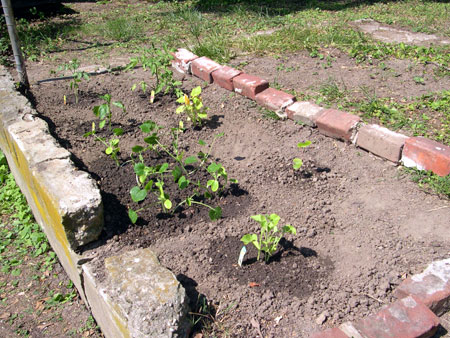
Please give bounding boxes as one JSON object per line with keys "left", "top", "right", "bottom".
{"left": 172, "top": 48, "right": 450, "bottom": 177}
{"left": 171, "top": 49, "right": 450, "bottom": 337}
{"left": 0, "top": 66, "right": 190, "bottom": 338}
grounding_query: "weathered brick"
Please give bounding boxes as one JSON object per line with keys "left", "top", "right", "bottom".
{"left": 310, "top": 327, "right": 348, "bottom": 338}
{"left": 315, "top": 109, "right": 360, "bottom": 142}
{"left": 170, "top": 48, "right": 198, "bottom": 74}
{"left": 356, "top": 124, "right": 408, "bottom": 163}
{"left": 402, "top": 137, "right": 450, "bottom": 176}
{"left": 395, "top": 258, "right": 450, "bottom": 316}
{"left": 285, "top": 101, "right": 324, "bottom": 127}
{"left": 255, "top": 88, "right": 296, "bottom": 116}
{"left": 351, "top": 296, "right": 440, "bottom": 338}
{"left": 191, "top": 56, "right": 221, "bottom": 83}
{"left": 211, "top": 66, "right": 242, "bottom": 91}
{"left": 232, "top": 73, "right": 269, "bottom": 100}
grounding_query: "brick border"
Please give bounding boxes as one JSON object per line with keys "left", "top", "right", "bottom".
{"left": 172, "top": 48, "right": 450, "bottom": 177}
{"left": 172, "top": 48, "right": 450, "bottom": 337}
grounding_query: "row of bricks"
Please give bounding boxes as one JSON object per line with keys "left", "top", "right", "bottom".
{"left": 311, "top": 258, "right": 450, "bottom": 338}
{"left": 171, "top": 49, "right": 450, "bottom": 177}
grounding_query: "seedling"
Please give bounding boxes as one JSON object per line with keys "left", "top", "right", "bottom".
{"left": 241, "top": 214, "right": 296, "bottom": 263}
{"left": 84, "top": 94, "right": 126, "bottom": 166}
{"left": 176, "top": 86, "right": 208, "bottom": 127}
{"left": 58, "top": 59, "right": 90, "bottom": 104}
{"left": 293, "top": 140, "right": 311, "bottom": 170}
{"left": 126, "top": 43, "right": 182, "bottom": 97}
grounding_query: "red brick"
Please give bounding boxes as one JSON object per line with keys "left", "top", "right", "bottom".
{"left": 211, "top": 66, "right": 242, "bottom": 91}
{"left": 356, "top": 124, "right": 408, "bottom": 163}
{"left": 255, "top": 88, "right": 296, "bottom": 114}
{"left": 191, "top": 57, "right": 221, "bottom": 83}
{"left": 351, "top": 296, "right": 440, "bottom": 338}
{"left": 402, "top": 137, "right": 450, "bottom": 177}
{"left": 232, "top": 73, "right": 269, "bottom": 100}
{"left": 310, "top": 327, "right": 348, "bottom": 338}
{"left": 170, "top": 48, "right": 198, "bottom": 74}
{"left": 394, "top": 258, "right": 450, "bottom": 316}
{"left": 315, "top": 109, "right": 360, "bottom": 142}
{"left": 285, "top": 101, "right": 324, "bottom": 127}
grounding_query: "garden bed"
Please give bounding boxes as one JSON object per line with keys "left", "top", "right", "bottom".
{"left": 27, "top": 54, "right": 450, "bottom": 336}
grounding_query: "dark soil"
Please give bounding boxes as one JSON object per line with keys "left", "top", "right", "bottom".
{"left": 25, "top": 51, "right": 450, "bottom": 337}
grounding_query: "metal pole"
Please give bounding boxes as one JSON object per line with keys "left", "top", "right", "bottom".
{"left": 1, "top": 0, "right": 29, "bottom": 89}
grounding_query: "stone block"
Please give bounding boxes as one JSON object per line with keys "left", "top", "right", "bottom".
{"left": 211, "top": 66, "right": 242, "bottom": 91}
{"left": 349, "top": 296, "right": 440, "bottom": 338}
{"left": 315, "top": 109, "right": 360, "bottom": 142}
{"left": 394, "top": 258, "right": 450, "bottom": 316}
{"left": 402, "top": 137, "right": 450, "bottom": 176}
{"left": 356, "top": 124, "right": 408, "bottom": 163}
{"left": 285, "top": 101, "right": 324, "bottom": 127}
{"left": 191, "top": 56, "right": 221, "bottom": 83}
{"left": 171, "top": 48, "right": 198, "bottom": 74}
{"left": 232, "top": 73, "right": 269, "bottom": 100}
{"left": 83, "top": 249, "right": 190, "bottom": 338}
{"left": 310, "top": 327, "right": 349, "bottom": 338}
{"left": 255, "top": 88, "right": 296, "bottom": 115}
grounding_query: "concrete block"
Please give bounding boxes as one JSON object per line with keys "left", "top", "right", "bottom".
{"left": 83, "top": 249, "right": 190, "bottom": 338}
{"left": 232, "top": 73, "right": 269, "bottom": 100}
{"left": 255, "top": 88, "right": 295, "bottom": 116}
{"left": 395, "top": 258, "right": 450, "bottom": 316}
{"left": 211, "top": 66, "right": 242, "bottom": 91}
{"left": 402, "top": 137, "right": 450, "bottom": 176}
{"left": 315, "top": 109, "right": 360, "bottom": 142}
{"left": 191, "top": 57, "right": 221, "bottom": 83}
{"left": 356, "top": 124, "right": 408, "bottom": 163}
{"left": 285, "top": 101, "right": 324, "bottom": 127}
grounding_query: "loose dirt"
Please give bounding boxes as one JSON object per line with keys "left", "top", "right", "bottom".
{"left": 22, "top": 49, "right": 450, "bottom": 337}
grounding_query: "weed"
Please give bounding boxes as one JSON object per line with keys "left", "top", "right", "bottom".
{"left": 241, "top": 214, "right": 296, "bottom": 263}
{"left": 293, "top": 141, "right": 311, "bottom": 170}
{"left": 404, "top": 167, "right": 450, "bottom": 198}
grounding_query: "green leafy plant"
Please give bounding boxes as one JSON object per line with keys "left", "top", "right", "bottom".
{"left": 58, "top": 59, "right": 90, "bottom": 103}
{"left": 126, "top": 44, "right": 182, "bottom": 97}
{"left": 293, "top": 140, "right": 311, "bottom": 170}
{"left": 128, "top": 121, "right": 233, "bottom": 223}
{"left": 241, "top": 214, "right": 296, "bottom": 263}
{"left": 176, "top": 86, "right": 208, "bottom": 127}
{"left": 84, "top": 94, "right": 126, "bottom": 166}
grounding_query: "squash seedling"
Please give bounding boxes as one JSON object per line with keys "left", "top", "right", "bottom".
{"left": 241, "top": 214, "right": 296, "bottom": 263}
{"left": 176, "top": 86, "right": 208, "bottom": 127}
{"left": 293, "top": 140, "right": 311, "bottom": 170}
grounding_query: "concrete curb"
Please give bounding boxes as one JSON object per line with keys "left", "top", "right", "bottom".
{"left": 172, "top": 48, "right": 450, "bottom": 177}
{"left": 0, "top": 67, "right": 190, "bottom": 337}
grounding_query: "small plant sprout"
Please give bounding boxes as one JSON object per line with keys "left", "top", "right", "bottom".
{"left": 176, "top": 86, "right": 208, "bottom": 127}
{"left": 241, "top": 214, "right": 296, "bottom": 263}
{"left": 58, "top": 58, "right": 90, "bottom": 104}
{"left": 83, "top": 94, "right": 126, "bottom": 166}
{"left": 293, "top": 140, "right": 311, "bottom": 170}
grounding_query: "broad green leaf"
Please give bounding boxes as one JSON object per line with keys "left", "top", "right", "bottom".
{"left": 158, "top": 163, "right": 169, "bottom": 173}
{"left": 209, "top": 206, "right": 222, "bottom": 220}
{"left": 191, "top": 86, "right": 201, "bottom": 97}
{"left": 297, "top": 140, "right": 312, "bottom": 148}
{"left": 130, "top": 186, "right": 147, "bottom": 202}
{"left": 134, "top": 163, "right": 146, "bottom": 176}
{"left": 178, "top": 176, "right": 189, "bottom": 189}
{"left": 207, "top": 163, "right": 221, "bottom": 173}
{"left": 140, "top": 121, "right": 156, "bottom": 133}
{"left": 111, "top": 139, "right": 119, "bottom": 146}
{"left": 144, "top": 134, "right": 158, "bottom": 145}
{"left": 164, "top": 199, "right": 172, "bottom": 210}
{"left": 132, "top": 145, "right": 144, "bottom": 153}
{"left": 251, "top": 214, "right": 264, "bottom": 224}
{"left": 105, "top": 147, "right": 113, "bottom": 155}
{"left": 184, "top": 156, "right": 198, "bottom": 165}
{"left": 144, "top": 180, "right": 154, "bottom": 191}
{"left": 211, "top": 180, "right": 219, "bottom": 192}
{"left": 269, "top": 214, "right": 280, "bottom": 226}
{"left": 131, "top": 83, "right": 137, "bottom": 91}
{"left": 176, "top": 95, "right": 185, "bottom": 103}
{"left": 241, "top": 234, "right": 257, "bottom": 245}
{"left": 113, "top": 128, "right": 124, "bottom": 136}
{"left": 99, "top": 120, "right": 106, "bottom": 129}
{"left": 282, "top": 225, "right": 296, "bottom": 235}
{"left": 176, "top": 106, "right": 185, "bottom": 114}
{"left": 128, "top": 209, "right": 138, "bottom": 224}
{"left": 172, "top": 166, "right": 182, "bottom": 182}
{"left": 293, "top": 158, "right": 303, "bottom": 170}
{"left": 198, "top": 139, "right": 206, "bottom": 146}
{"left": 112, "top": 101, "right": 125, "bottom": 111}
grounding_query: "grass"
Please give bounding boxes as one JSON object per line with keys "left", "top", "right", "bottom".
{"left": 404, "top": 167, "right": 450, "bottom": 199}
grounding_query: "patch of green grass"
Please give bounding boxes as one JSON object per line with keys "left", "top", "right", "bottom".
{"left": 404, "top": 167, "right": 450, "bottom": 199}
{"left": 82, "top": 15, "right": 145, "bottom": 43}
